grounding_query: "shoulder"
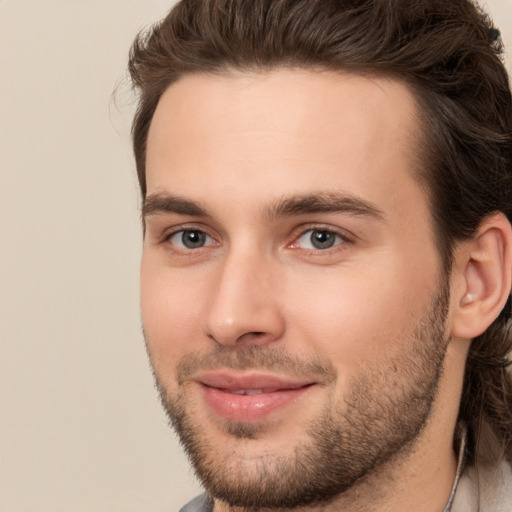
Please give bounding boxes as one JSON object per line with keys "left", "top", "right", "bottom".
{"left": 179, "top": 494, "right": 212, "bottom": 512}
{"left": 452, "top": 458, "right": 512, "bottom": 512}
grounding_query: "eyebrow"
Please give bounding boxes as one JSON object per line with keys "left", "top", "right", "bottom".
{"left": 142, "top": 191, "right": 385, "bottom": 223}
{"left": 142, "top": 194, "right": 209, "bottom": 219}
{"left": 265, "top": 192, "right": 385, "bottom": 221}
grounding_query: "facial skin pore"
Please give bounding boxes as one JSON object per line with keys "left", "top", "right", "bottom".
{"left": 141, "top": 70, "right": 470, "bottom": 512}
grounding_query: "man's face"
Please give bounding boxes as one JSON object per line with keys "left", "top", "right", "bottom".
{"left": 141, "top": 70, "right": 449, "bottom": 508}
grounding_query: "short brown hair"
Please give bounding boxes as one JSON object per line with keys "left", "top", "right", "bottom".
{"left": 128, "top": 0, "right": 512, "bottom": 463}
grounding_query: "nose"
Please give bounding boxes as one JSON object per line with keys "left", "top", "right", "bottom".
{"left": 203, "top": 249, "right": 285, "bottom": 347}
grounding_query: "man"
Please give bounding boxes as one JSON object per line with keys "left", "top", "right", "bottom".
{"left": 128, "top": 0, "right": 512, "bottom": 510}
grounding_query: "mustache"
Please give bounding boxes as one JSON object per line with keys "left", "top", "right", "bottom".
{"left": 176, "top": 346, "right": 337, "bottom": 385}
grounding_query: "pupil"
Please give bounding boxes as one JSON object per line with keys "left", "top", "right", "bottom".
{"left": 182, "top": 230, "right": 206, "bottom": 248}
{"left": 311, "top": 230, "right": 335, "bottom": 249}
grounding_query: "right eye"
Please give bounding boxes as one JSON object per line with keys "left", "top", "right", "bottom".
{"left": 168, "top": 229, "right": 215, "bottom": 249}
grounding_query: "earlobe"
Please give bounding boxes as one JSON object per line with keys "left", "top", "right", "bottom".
{"left": 451, "top": 213, "right": 512, "bottom": 340}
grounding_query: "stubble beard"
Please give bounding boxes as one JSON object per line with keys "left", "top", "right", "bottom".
{"left": 149, "top": 284, "right": 450, "bottom": 510}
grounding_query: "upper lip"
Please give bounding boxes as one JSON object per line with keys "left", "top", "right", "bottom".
{"left": 194, "top": 371, "right": 315, "bottom": 392}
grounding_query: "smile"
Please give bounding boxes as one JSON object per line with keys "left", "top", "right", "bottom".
{"left": 221, "top": 384, "right": 310, "bottom": 395}
{"left": 194, "top": 372, "right": 316, "bottom": 423}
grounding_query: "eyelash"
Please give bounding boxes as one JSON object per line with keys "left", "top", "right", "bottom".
{"left": 289, "top": 227, "right": 349, "bottom": 252}
{"left": 162, "top": 225, "right": 218, "bottom": 251}
{"left": 161, "top": 224, "right": 353, "bottom": 254}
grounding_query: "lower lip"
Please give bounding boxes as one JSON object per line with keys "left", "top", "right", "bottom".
{"left": 200, "top": 384, "right": 313, "bottom": 423}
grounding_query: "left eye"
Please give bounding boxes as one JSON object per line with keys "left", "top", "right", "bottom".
{"left": 168, "top": 230, "right": 215, "bottom": 249}
{"left": 295, "top": 229, "right": 345, "bottom": 250}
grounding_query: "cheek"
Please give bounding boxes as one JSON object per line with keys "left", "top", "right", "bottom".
{"left": 140, "top": 257, "right": 207, "bottom": 368}
{"left": 284, "top": 262, "right": 435, "bottom": 369}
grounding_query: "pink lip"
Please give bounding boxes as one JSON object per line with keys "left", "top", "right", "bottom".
{"left": 195, "top": 371, "right": 316, "bottom": 423}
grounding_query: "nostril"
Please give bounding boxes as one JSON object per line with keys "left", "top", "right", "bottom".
{"left": 233, "top": 331, "right": 275, "bottom": 346}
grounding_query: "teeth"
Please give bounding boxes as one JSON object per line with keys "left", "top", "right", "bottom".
{"left": 229, "top": 389, "right": 264, "bottom": 395}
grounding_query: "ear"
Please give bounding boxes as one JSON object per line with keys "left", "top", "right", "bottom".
{"left": 450, "top": 212, "right": 512, "bottom": 339}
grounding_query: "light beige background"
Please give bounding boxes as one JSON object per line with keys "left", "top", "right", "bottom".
{"left": 1, "top": 1, "right": 511, "bottom": 511}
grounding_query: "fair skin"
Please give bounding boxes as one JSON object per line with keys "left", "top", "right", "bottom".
{"left": 140, "top": 69, "right": 511, "bottom": 512}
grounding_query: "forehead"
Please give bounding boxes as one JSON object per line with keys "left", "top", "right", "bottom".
{"left": 146, "top": 69, "right": 426, "bottom": 222}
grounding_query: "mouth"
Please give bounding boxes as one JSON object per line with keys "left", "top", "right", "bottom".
{"left": 222, "top": 388, "right": 289, "bottom": 395}
{"left": 194, "top": 372, "right": 316, "bottom": 423}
